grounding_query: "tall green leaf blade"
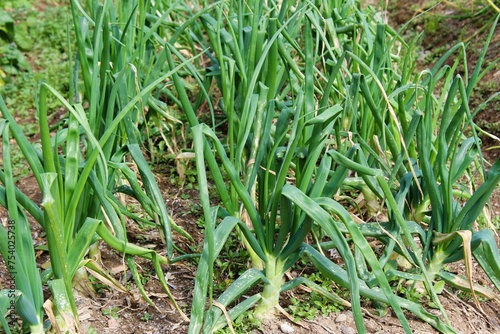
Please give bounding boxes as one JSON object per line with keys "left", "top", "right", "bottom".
{"left": 67, "top": 218, "right": 101, "bottom": 277}
{"left": 204, "top": 269, "right": 265, "bottom": 333}
{"left": 303, "top": 245, "right": 456, "bottom": 334}
{"left": 198, "top": 124, "right": 267, "bottom": 252}
{"left": 0, "top": 291, "right": 13, "bottom": 334}
{"left": 0, "top": 123, "right": 43, "bottom": 329}
{"left": 471, "top": 230, "right": 500, "bottom": 292}
{"left": 188, "top": 216, "right": 241, "bottom": 334}
{"left": 315, "top": 197, "right": 412, "bottom": 333}
{"left": 38, "top": 84, "right": 57, "bottom": 176}
{"left": 0, "top": 97, "right": 44, "bottom": 184}
{"left": 64, "top": 112, "right": 81, "bottom": 214}
{"left": 125, "top": 128, "right": 175, "bottom": 258}
{"left": 281, "top": 184, "right": 366, "bottom": 333}
{"left": 40, "top": 172, "right": 78, "bottom": 318}
{"left": 456, "top": 159, "right": 500, "bottom": 231}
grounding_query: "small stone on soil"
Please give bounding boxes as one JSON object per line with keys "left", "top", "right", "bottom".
{"left": 340, "top": 326, "right": 356, "bottom": 334}
{"left": 280, "top": 322, "right": 294, "bottom": 333}
{"left": 335, "top": 313, "right": 348, "bottom": 323}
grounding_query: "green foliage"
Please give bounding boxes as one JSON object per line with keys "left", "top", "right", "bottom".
{"left": 0, "top": 8, "right": 31, "bottom": 78}
{"left": 0, "top": 121, "right": 44, "bottom": 333}
{"left": 141, "top": 312, "right": 153, "bottom": 322}
{"left": 286, "top": 273, "right": 345, "bottom": 321}
{"left": 0, "top": 0, "right": 198, "bottom": 330}
{"left": 215, "top": 312, "right": 261, "bottom": 334}
{"left": 181, "top": 1, "right": 500, "bottom": 333}
{"left": 182, "top": 0, "right": 452, "bottom": 332}
{"left": 102, "top": 307, "right": 120, "bottom": 320}
{"left": 1, "top": 4, "right": 71, "bottom": 99}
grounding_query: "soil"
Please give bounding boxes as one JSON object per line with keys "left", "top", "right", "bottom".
{"left": 1, "top": 1, "right": 500, "bottom": 334}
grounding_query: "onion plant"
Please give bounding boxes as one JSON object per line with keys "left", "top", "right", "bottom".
{"left": 168, "top": 1, "right": 500, "bottom": 333}
{"left": 172, "top": 0, "right": 467, "bottom": 333}
{"left": 325, "top": 7, "right": 500, "bottom": 325}
{"left": 388, "top": 15, "right": 500, "bottom": 298}
{"left": 0, "top": 120, "right": 44, "bottom": 333}
{"left": 1, "top": 0, "right": 498, "bottom": 333}
{"left": 0, "top": 76, "right": 188, "bottom": 331}
{"left": 0, "top": 0, "right": 206, "bottom": 331}
{"left": 67, "top": 0, "right": 201, "bottom": 316}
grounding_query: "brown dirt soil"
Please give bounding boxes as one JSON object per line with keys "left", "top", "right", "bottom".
{"left": 1, "top": 1, "right": 500, "bottom": 334}
{"left": 6, "top": 173, "right": 498, "bottom": 334}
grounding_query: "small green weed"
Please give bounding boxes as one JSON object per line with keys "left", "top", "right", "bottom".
{"left": 424, "top": 14, "right": 442, "bottom": 34}
{"left": 394, "top": 281, "right": 426, "bottom": 304}
{"left": 286, "top": 272, "right": 345, "bottom": 321}
{"left": 287, "top": 297, "right": 320, "bottom": 321}
{"left": 87, "top": 327, "right": 98, "bottom": 334}
{"left": 88, "top": 275, "right": 109, "bottom": 295}
{"left": 215, "top": 313, "right": 261, "bottom": 334}
{"left": 212, "top": 232, "right": 250, "bottom": 294}
{"left": 455, "top": 289, "right": 490, "bottom": 303}
{"left": 168, "top": 165, "right": 198, "bottom": 188}
{"left": 102, "top": 307, "right": 120, "bottom": 319}
{"left": 141, "top": 312, "right": 153, "bottom": 322}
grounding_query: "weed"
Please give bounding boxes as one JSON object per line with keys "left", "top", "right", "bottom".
{"left": 141, "top": 312, "right": 153, "bottom": 322}
{"left": 286, "top": 272, "right": 345, "bottom": 321}
{"left": 455, "top": 289, "right": 490, "bottom": 303}
{"left": 424, "top": 14, "right": 442, "bottom": 34}
{"left": 215, "top": 313, "right": 261, "bottom": 334}
{"left": 102, "top": 307, "right": 120, "bottom": 320}
{"left": 88, "top": 275, "right": 109, "bottom": 295}
{"left": 287, "top": 297, "right": 319, "bottom": 321}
